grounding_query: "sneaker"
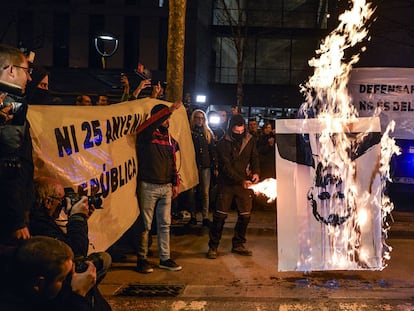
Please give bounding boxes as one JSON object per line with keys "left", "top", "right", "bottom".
{"left": 231, "top": 245, "right": 253, "bottom": 256}
{"left": 188, "top": 217, "right": 197, "bottom": 225}
{"left": 202, "top": 218, "right": 211, "bottom": 227}
{"left": 159, "top": 259, "right": 182, "bottom": 271}
{"left": 207, "top": 248, "right": 217, "bottom": 259}
{"left": 136, "top": 259, "right": 154, "bottom": 274}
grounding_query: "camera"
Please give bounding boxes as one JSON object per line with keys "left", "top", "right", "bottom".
{"left": 62, "top": 187, "right": 103, "bottom": 212}
{"left": 74, "top": 253, "right": 104, "bottom": 273}
{"left": 0, "top": 81, "right": 24, "bottom": 115}
{"left": 0, "top": 101, "right": 23, "bottom": 114}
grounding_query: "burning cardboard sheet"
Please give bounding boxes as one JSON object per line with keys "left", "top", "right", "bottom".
{"left": 276, "top": 117, "right": 388, "bottom": 271}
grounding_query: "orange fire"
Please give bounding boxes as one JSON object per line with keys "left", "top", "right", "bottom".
{"left": 297, "top": 0, "right": 399, "bottom": 270}
{"left": 248, "top": 178, "right": 277, "bottom": 203}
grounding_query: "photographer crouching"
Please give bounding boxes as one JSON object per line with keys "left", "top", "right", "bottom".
{"left": 29, "top": 176, "right": 112, "bottom": 310}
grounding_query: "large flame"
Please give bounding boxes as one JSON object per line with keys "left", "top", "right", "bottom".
{"left": 248, "top": 178, "right": 277, "bottom": 203}
{"left": 300, "top": 0, "right": 374, "bottom": 119}
{"left": 298, "top": 0, "right": 399, "bottom": 270}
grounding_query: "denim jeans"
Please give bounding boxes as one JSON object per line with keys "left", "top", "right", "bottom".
{"left": 137, "top": 181, "right": 172, "bottom": 261}
{"left": 190, "top": 167, "right": 211, "bottom": 220}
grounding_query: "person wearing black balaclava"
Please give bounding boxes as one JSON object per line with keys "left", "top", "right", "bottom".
{"left": 207, "top": 114, "right": 260, "bottom": 259}
{"left": 25, "top": 65, "right": 53, "bottom": 105}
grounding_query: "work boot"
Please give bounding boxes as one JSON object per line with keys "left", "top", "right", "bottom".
{"left": 207, "top": 248, "right": 217, "bottom": 259}
{"left": 202, "top": 218, "right": 211, "bottom": 228}
{"left": 231, "top": 245, "right": 253, "bottom": 256}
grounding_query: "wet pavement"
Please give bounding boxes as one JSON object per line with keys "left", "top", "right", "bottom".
{"left": 99, "top": 202, "right": 414, "bottom": 310}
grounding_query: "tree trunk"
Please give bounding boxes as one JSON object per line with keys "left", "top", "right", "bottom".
{"left": 166, "top": 0, "right": 187, "bottom": 102}
{"left": 236, "top": 37, "right": 244, "bottom": 112}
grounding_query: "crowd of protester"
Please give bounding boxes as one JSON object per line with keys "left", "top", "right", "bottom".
{"left": 0, "top": 43, "right": 113, "bottom": 310}
{"left": 0, "top": 43, "right": 278, "bottom": 310}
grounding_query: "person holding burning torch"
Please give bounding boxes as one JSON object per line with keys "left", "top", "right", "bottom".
{"left": 207, "top": 114, "right": 260, "bottom": 259}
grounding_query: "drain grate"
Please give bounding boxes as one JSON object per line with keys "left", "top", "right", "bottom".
{"left": 115, "top": 284, "right": 185, "bottom": 297}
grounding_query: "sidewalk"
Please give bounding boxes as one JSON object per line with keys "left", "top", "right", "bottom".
{"left": 99, "top": 205, "right": 414, "bottom": 310}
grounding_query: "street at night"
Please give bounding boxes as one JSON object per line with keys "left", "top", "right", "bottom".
{"left": 100, "top": 202, "right": 414, "bottom": 311}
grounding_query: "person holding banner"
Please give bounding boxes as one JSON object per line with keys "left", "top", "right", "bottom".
{"left": 0, "top": 44, "right": 34, "bottom": 245}
{"left": 135, "top": 101, "right": 183, "bottom": 274}
{"left": 207, "top": 114, "right": 260, "bottom": 259}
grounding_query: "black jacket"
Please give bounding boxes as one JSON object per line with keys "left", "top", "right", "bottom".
{"left": 29, "top": 208, "right": 89, "bottom": 257}
{"left": 216, "top": 132, "right": 260, "bottom": 185}
{"left": 256, "top": 133, "right": 276, "bottom": 179}
{"left": 0, "top": 96, "right": 34, "bottom": 238}
{"left": 0, "top": 289, "right": 90, "bottom": 311}
{"left": 192, "top": 126, "right": 217, "bottom": 170}
{"left": 136, "top": 107, "right": 180, "bottom": 186}
{"left": 0, "top": 243, "right": 91, "bottom": 311}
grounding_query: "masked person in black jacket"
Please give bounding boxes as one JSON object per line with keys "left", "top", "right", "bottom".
{"left": 25, "top": 65, "right": 54, "bottom": 105}
{"left": 207, "top": 114, "right": 260, "bottom": 259}
{"left": 0, "top": 44, "right": 34, "bottom": 245}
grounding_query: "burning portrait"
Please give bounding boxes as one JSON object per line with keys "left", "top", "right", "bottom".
{"left": 276, "top": 0, "right": 399, "bottom": 271}
{"left": 276, "top": 118, "right": 392, "bottom": 271}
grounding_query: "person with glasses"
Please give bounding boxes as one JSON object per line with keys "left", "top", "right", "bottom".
{"left": 187, "top": 109, "right": 217, "bottom": 228}
{"left": 29, "top": 176, "right": 112, "bottom": 282}
{"left": 0, "top": 44, "right": 34, "bottom": 245}
{"left": 29, "top": 176, "right": 112, "bottom": 310}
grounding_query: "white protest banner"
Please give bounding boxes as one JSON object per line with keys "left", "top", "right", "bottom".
{"left": 28, "top": 97, "right": 197, "bottom": 252}
{"left": 349, "top": 67, "right": 414, "bottom": 139}
{"left": 276, "top": 117, "right": 383, "bottom": 271}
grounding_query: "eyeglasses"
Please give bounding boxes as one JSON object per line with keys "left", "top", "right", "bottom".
{"left": 48, "top": 195, "right": 64, "bottom": 206}
{"left": 2, "top": 64, "right": 33, "bottom": 75}
{"left": 194, "top": 116, "right": 205, "bottom": 120}
{"left": 13, "top": 65, "right": 33, "bottom": 75}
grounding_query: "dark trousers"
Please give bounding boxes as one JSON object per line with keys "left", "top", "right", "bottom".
{"left": 208, "top": 184, "right": 253, "bottom": 249}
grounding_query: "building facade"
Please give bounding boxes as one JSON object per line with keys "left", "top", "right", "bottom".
{"left": 1, "top": 0, "right": 413, "bottom": 116}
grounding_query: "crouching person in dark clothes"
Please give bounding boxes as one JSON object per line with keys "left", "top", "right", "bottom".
{"left": 0, "top": 236, "right": 96, "bottom": 311}
{"left": 29, "top": 176, "right": 112, "bottom": 310}
{"left": 207, "top": 114, "right": 260, "bottom": 259}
